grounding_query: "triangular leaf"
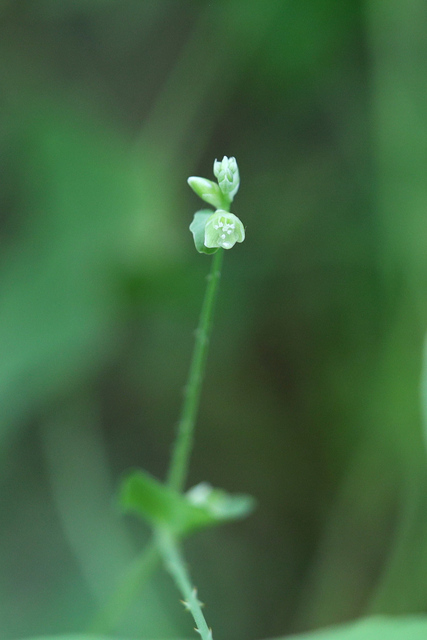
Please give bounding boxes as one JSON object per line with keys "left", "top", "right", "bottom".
{"left": 186, "top": 482, "right": 255, "bottom": 521}
{"left": 119, "top": 470, "right": 254, "bottom": 535}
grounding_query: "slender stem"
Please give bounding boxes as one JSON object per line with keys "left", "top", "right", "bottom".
{"left": 167, "top": 248, "right": 224, "bottom": 492}
{"left": 88, "top": 249, "right": 224, "bottom": 633}
{"left": 156, "top": 528, "right": 212, "bottom": 640}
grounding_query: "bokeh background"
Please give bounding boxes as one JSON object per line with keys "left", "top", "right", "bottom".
{"left": 2, "top": 1, "right": 427, "bottom": 639}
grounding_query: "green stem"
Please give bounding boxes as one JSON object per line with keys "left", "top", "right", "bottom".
{"left": 167, "top": 248, "right": 224, "bottom": 492}
{"left": 156, "top": 528, "right": 212, "bottom": 640}
{"left": 88, "top": 249, "right": 224, "bottom": 633}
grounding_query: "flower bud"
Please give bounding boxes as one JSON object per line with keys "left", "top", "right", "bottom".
{"left": 187, "top": 176, "right": 224, "bottom": 209}
{"left": 213, "top": 156, "right": 240, "bottom": 200}
{"left": 204, "top": 209, "right": 245, "bottom": 250}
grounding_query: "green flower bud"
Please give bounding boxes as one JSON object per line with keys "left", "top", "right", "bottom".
{"left": 187, "top": 176, "right": 224, "bottom": 209}
{"left": 204, "top": 209, "right": 245, "bottom": 250}
{"left": 213, "top": 156, "right": 240, "bottom": 201}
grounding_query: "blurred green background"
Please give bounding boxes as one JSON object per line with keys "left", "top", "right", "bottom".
{"left": 1, "top": 1, "right": 427, "bottom": 639}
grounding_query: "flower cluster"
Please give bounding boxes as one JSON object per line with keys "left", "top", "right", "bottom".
{"left": 188, "top": 156, "right": 245, "bottom": 253}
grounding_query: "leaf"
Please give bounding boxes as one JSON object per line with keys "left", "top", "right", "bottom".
{"left": 25, "top": 616, "right": 427, "bottom": 640}
{"left": 274, "top": 616, "right": 427, "bottom": 640}
{"left": 186, "top": 481, "right": 255, "bottom": 520}
{"left": 24, "top": 637, "right": 116, "bottom": 640}
{"left": 421, "top": 335, "right": 427, "bottom": 449}
{"left": 189, "top": 210, "right": 219, "bottom": 255}
{"left": 24, "top": 637, "right": 189, "bottom": 640}
{"left": 119, "top": 470, "right": 255, "bottom": 535}
{"left": 25, "top": 636, "right": 135, "bottom": 640}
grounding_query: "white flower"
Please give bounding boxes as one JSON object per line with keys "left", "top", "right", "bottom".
{"left": 204, "top": 209, "right": 245, "bottom": 250}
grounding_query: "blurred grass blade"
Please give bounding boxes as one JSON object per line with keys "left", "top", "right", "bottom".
{"left": 273, "top": 616, "right": 427, "bottom": 639}
{"left": 421, "top": 334, "right": 427, "bottom": 452}
{"left": 25, "top": 636, "right": 138, "bottom": 640}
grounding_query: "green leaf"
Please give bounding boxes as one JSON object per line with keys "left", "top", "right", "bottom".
{"left": 421, "top": 335, "right": 427, "bottom": 448}
{"left": 22, "top": 637, "right": 121, "bottom": 640}
{"left": 119, "top": 470, "right": 255, "bottom": 535}
{"left": 186, "top": 481, "right": 255, "bottom": 521}
{"left": 25, "top": 637, "right": 135, "bottom": 640}
{"left": 189, "top": 210, "right": 219, "bottom": 254}
{"left": 25, "top": 617, "right": 427, "bottom": 640}
{"left": 275, "top": 616, "right": 427, "bottom": 640}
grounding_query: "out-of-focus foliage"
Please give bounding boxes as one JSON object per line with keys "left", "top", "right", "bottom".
{"left": 284, "top": 616, "right": 427, "bottom": 640}
{"left": 19, "top": 615, "right": 427, "bottom": 640}
{"left": 1, "top": 1, "right": 427, "bottom": 639}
